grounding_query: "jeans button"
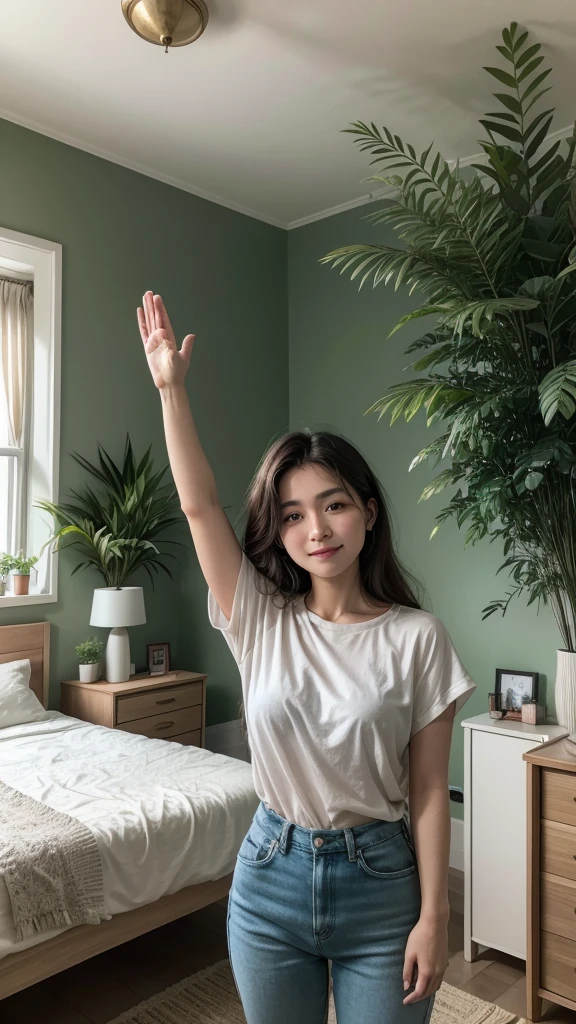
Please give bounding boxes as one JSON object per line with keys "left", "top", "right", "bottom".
{"left": 314, "top": 837, "right": 324, "bottom": 847}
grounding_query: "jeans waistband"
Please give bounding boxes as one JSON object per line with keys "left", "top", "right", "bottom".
{"left": 255, "top": 801, "right": 412, "bottom": 861}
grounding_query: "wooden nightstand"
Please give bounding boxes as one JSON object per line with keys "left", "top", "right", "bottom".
{"left": 61, "top": 670, "right": 206, "bottom": 748}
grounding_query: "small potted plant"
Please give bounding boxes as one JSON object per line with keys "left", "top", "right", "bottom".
{"left": 10, "top": 551, "right": 39, "bottom": 596}
{"left": 0, "top": 553, "right": 15, "bottom": 597}
{"left": 75, "top": 637, "right": 104, "bottom": 683}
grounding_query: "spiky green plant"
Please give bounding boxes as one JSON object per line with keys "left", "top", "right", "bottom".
{"left": 322, "top": 22, "right": 576, "bottom": 650}
{"left": 36, "top": 435, "right": 184, "bottom": 588}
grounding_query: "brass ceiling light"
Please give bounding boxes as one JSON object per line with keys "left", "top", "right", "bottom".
{"left": 122, "top": 0, "right": 209, "bottom": 54}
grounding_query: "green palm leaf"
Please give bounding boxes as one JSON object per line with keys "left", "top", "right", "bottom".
{"left": 366, "top": 379, "right": 474, "bottom": 426}
{"left": 538, "top": 360, "right": 576, "bottom": 425}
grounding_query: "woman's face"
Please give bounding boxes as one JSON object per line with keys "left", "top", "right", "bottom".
{"left": 277, "top": 463, "right": 377, "bottom": 577}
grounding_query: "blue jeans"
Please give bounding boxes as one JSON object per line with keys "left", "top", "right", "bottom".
{"left": 226, "top": 801, "right": 435, "bottom": 1023}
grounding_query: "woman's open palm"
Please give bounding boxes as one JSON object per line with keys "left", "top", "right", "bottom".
{"left": 137, "top": 291, "right": 195, "bottom": 390}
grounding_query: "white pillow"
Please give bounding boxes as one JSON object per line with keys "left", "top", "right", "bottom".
{"left": 0, "top": 659, "right": 47, "bottom": 729}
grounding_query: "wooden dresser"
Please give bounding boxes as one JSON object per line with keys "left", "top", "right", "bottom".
{"left": 524, "top": 736, "right": 576, "bottom": 1022}
{"left": 61, "top": 670, "right": 206, "bottom": 748}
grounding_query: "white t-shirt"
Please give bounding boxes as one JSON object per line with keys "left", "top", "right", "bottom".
{"left": 208, "top": 551, "right": 476, "bottom": 829}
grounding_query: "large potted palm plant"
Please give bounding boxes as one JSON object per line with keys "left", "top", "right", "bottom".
{"left": 322, "top": 22, "right": 576, "bottom": 732}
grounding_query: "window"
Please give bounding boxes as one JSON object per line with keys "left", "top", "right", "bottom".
{"left": 0, "top": 227, "right": 61, "bottom": 607}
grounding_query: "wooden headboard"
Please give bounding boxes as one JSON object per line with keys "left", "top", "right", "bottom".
{"left": 0, "top": 622, "right": 50, "bottom": 707}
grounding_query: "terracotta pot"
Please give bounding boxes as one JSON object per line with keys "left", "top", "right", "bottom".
{"left": 13, "top": 574, "right": 30, "bottom": 596}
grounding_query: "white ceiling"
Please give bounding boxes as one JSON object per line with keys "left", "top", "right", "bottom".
{"left": 0, "top": 0, "right": 575, "bottom": 228}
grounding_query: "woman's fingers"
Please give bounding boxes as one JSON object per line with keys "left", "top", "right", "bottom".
{"left": 143, "top": 291, "right": 155, "bottom": 337}
{"left": 137, "top": 307, "right": 165, "bottom": 350}
{"left": 403, "top": 974, "right": 430, "bottom": 1004}
{"left": 154, "top": 293, "right": 176, "bottom": 343}
{"left": 180, "top": 334, "right": 195, "bottom": 361}
{"left": 140, "top": 292, "right": 188, "bottom": 362}
{"left": 403, "top": 953, "right": 416, "bottom": 992}
{"left": 137, "top": 307, "right": 148, "bottom": 344}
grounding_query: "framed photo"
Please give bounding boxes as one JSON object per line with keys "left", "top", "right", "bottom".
{"left": 147, "top": 642, "right": 170, "bottom": 676}
{"left": 495, "top": 668, "right": 539, "bottom": 712}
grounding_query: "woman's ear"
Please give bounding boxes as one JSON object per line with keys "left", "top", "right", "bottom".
{"left": 366, "top": 497, "right": 378, "bottom": 530}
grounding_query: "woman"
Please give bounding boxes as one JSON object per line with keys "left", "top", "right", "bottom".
{"left": 138, "top": 291, "right": 476, "bottom": 1024}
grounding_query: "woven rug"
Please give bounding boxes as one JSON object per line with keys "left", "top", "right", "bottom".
{"left": 107, "top": 958, "right": 519, "bottom": 1024}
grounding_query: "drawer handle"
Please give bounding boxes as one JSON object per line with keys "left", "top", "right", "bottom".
{"left": 156, "top": 697, "right": 177, "bottom": 706}
{"left": 155, "top": 722, "right": 174, "bottom": 731}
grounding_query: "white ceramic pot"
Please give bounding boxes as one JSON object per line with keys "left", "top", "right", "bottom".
{"left": 554, "top": 649, "right": 576, "bottom": 732}
{"left": 79, "top": 662, "right": 100, "bottom": 683}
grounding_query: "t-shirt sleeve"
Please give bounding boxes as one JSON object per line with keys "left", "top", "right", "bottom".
{"left": 207, "top": 550, "right": 282, "bottom": 665}
{"left": 410, "top": 616, "right": 476, "bottom": 737}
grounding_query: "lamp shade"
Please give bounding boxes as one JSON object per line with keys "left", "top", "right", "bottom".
{"left": 90, "top": 587, "right": 146, "bottom": 628}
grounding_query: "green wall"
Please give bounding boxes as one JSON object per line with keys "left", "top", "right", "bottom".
{"left": 288, "top": 205, "right": 562, "bottom": 817}
{"left": 0, "top": 117, "right": 563, "bottom": 809}
{"left": 0, "top": 118, "right": 288, "bottom": 718}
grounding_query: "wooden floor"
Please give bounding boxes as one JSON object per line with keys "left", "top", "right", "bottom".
{"left": 1, "top": 896, "right": 576, "bottom": 1023}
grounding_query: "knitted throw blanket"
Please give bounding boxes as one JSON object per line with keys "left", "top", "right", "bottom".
{"left": 0, "top": 779, "right": 108, "bottom": 941}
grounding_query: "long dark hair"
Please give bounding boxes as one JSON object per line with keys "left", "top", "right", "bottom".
{"left": 235, "top": 429, "right": 423, "bottom": 750}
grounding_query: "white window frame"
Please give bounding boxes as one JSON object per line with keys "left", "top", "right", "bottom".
{"left": 0, "top": 227, "right": 61, "bottom": 607}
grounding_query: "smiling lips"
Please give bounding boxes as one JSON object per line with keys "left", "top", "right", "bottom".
{"left": 310, "top": 546, "right": 342, "bottom": 559}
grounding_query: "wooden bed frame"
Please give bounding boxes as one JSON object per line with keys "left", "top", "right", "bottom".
{"left": 0, "top": 622, "right": 233, "bottom": 1001}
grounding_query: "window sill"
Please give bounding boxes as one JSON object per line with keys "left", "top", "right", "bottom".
{"left": 0, "top": 593, "right": 57, "bottom": 608}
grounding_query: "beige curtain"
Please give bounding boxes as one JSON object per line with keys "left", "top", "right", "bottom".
{"left": 0, "top": 278, "right": 33, "bottom": 447}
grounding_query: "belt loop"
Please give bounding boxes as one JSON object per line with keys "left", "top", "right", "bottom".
{"left": 343, "top": 828, "right": 357, "bottom": 862}
{"left": 277, "top": 820, "right": 292, "bottom": 854}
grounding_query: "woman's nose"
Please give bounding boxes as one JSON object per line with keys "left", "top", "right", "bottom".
{"left": 309, "top": 519, "right": 331, "bottom": 539}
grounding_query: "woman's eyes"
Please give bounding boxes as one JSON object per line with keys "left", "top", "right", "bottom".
{"left": 284, "top": 502, "right": 343, "bottom": 523}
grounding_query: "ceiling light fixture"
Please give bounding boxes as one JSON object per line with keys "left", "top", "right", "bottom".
{"left": 121, "top": 0, "right": 209, "bottom": 54}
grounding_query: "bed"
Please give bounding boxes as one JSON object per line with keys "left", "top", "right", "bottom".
{"left": 0, "top": 621, "right": 258, "bottom": 1000}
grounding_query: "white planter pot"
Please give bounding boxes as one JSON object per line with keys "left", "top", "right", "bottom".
{"left": 79, "top": 662, "right": 100, "bottom": 683}
{"left": 554, "top": 649, "right": 576, "bottom": 732}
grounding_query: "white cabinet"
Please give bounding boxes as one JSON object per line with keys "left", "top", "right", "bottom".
{"left": 462, "top": 713, "right": 567, "bottom": 962}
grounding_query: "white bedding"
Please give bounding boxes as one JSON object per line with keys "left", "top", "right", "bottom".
{"left": 0, "top": 711, "right": 258, "bottom": 960}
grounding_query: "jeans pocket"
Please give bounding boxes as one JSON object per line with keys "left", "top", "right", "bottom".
{"left": 357, "top": 828, "right": 417, "bottom": 879}
{"left": 236, "top": 822, "right": 280, "bottom": 868}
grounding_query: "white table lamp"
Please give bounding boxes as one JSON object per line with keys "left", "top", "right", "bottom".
{"left": 90, "top": 587, "right": 146, "bottom": 683}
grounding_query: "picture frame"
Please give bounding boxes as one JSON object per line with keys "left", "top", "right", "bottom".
{"left": 147, "top": 642, "right": 170, "bottom": 676}
{"left": 494, "top": 668, "right": 539, "bottom": 712}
